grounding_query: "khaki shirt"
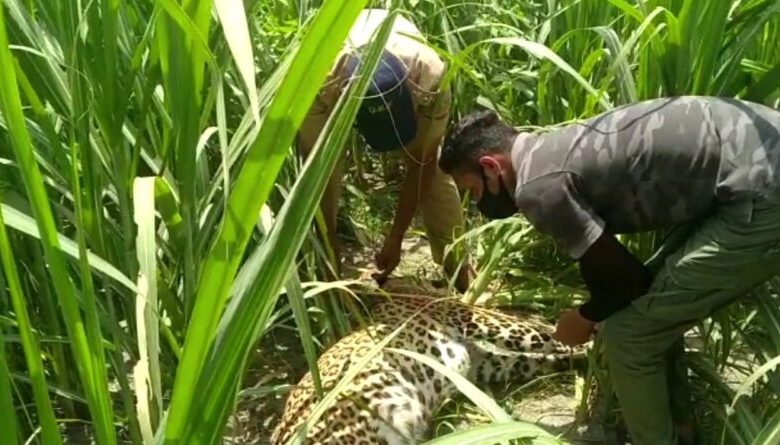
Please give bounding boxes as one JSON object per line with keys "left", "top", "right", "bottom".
{"left": 299, "top": 9, "right": 450, "bottom": 163}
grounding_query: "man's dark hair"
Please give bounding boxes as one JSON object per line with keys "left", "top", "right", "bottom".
{"left": 439, "top": 109, "right": 518, "bottom": 174}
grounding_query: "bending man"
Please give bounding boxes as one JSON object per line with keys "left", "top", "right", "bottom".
{"left": 298, "top": 8, "right": 471, "bottom": 290}
{"left": 438, "top": 96, "right": 780, "bottom": 444}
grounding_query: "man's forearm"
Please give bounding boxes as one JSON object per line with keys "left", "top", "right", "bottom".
{"left": 577, "top": 233, "right": 654, "bottom": 322}
{"left": 388, "top": 162, "right": 436, "bottom": 241}
{"left": 388, "top": 166, "right": 423, "bottom": 240}
{"left": 578, "top": 284, "right": 648, "bottom": 322}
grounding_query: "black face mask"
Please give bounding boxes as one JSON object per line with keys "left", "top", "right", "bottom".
{"left": 477, "top": 171, "right": 518, "bottom": 219}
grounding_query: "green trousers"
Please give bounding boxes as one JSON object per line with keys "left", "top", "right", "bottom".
{"left": 602, "top": 186, "right": 780, "bottom": 445}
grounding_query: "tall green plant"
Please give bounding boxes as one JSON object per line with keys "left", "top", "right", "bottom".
{"left": 0, "top": 3, "right": 117, "bottom": 444}
{"left": 160, "top": 1, "right": 372, "bottom": 442}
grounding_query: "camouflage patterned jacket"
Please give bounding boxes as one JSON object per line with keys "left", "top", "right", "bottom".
{"left": 511, "top": 96, "right": 780, "bottom": 261}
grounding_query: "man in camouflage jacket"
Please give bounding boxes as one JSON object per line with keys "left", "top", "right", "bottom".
{"left": 438, "top": 96, "right": 780, "bottom": 444}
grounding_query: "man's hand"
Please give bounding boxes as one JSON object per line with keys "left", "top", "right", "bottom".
{"left": 553, "top": 309, "right": 596, "bottom": 346}
{"left": 372, "top": 235, "right": 402, "bottom": 285}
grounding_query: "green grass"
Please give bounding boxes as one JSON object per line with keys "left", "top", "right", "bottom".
{"left": 0, "top": 0, "right": 779, "bottom": 444}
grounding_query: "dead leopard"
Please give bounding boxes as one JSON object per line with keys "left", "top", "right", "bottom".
{"left": 271, "top": 294, "right": 588, "bottom": 445}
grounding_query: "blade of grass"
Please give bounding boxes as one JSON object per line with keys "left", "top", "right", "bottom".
{"left": 0, "top": 6, "right": 117, "bottom": 444}
{"left": 23, "top": 243, "right": 77, "bottom": 419}
{"left": 420, "top": 422, "right": 564, "bottom": 445}
{"left": 155, "top": 0, "right": 217, "bottom": 318}
{"left": 0, "top": 203, "right": 137, "bottom": 292}
{"left": 389, "top": 348, "right": 513, "bottom": 422}
{"left": 68, "top": 138, "right": 118, "bottom": 445}
{"left": 713, "top": 1, "right": 780, "bottom": 96}
{"left": 729, "top": 354, "right": 780, "bottom": 412}
{"left": 589, "top": 26, "right": 637, "bottom": 104}
{"left": 0, "top": 194, "right": 60, "bottom": 444}
{"left": 282, "top": 295, "right": 416, "bottom": 444}
{"left": 133, "top": 177, "right": 163, "bottom": 443}
{"left": 689, "top": 353, "right": 761, "bottom": 442}
{"left": 0, "top": 329, "right": 20, "bottom": 445}
{"left": 180, "top": 7, "right": 400, "bottom": 444}
{"left": 469, "top": 36, "right": 612, "bottom": 111}
{"left": 160, "top": 1, "right": 370, "bottom": 441}
{"left": 756, "top": 292, "right": 780, "bottom": 354}
{"left": 745, "top": 60, "right": 780, "bottom": 102}
{"left": 256, "top": 205, "right": 323, "bottom": 396}
{"left": 690, "top": 0, "right": 730, "bottom": 94}
{"left": 214, "top": 0, "right": 259, "bottom": 122}
{"left": 753, "top": 404, "right": 780, "bottom": 445}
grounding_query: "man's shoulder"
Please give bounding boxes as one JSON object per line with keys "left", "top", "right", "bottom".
{"left": 346, "top": 9, "right": 423, "bottom": 49}
{"left": 343, "top": 9, "right": 444, "bottom": 93}
{"left": 511, "top": 126, "right": 581, "bottom": 183}
{"left": 514, "top": 171, "right": 578, "bottom": 207}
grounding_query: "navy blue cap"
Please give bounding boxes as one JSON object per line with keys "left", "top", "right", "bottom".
{"left": 344, "top": 50, "right": 417, "bottom": 152}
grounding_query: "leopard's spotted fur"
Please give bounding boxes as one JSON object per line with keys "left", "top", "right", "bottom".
{"left": 271, "top": 295, "right": 587, "bottom": 445}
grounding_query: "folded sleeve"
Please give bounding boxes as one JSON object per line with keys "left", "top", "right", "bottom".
{"left": 514, "top": 172, "right": 605, "bottom": 259}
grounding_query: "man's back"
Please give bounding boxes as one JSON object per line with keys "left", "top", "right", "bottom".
{"left": 512, "top": 96, "right": 780, "bottom": 258}
{"left": 329, "top": 9, "right": 445, "bottom": 98}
